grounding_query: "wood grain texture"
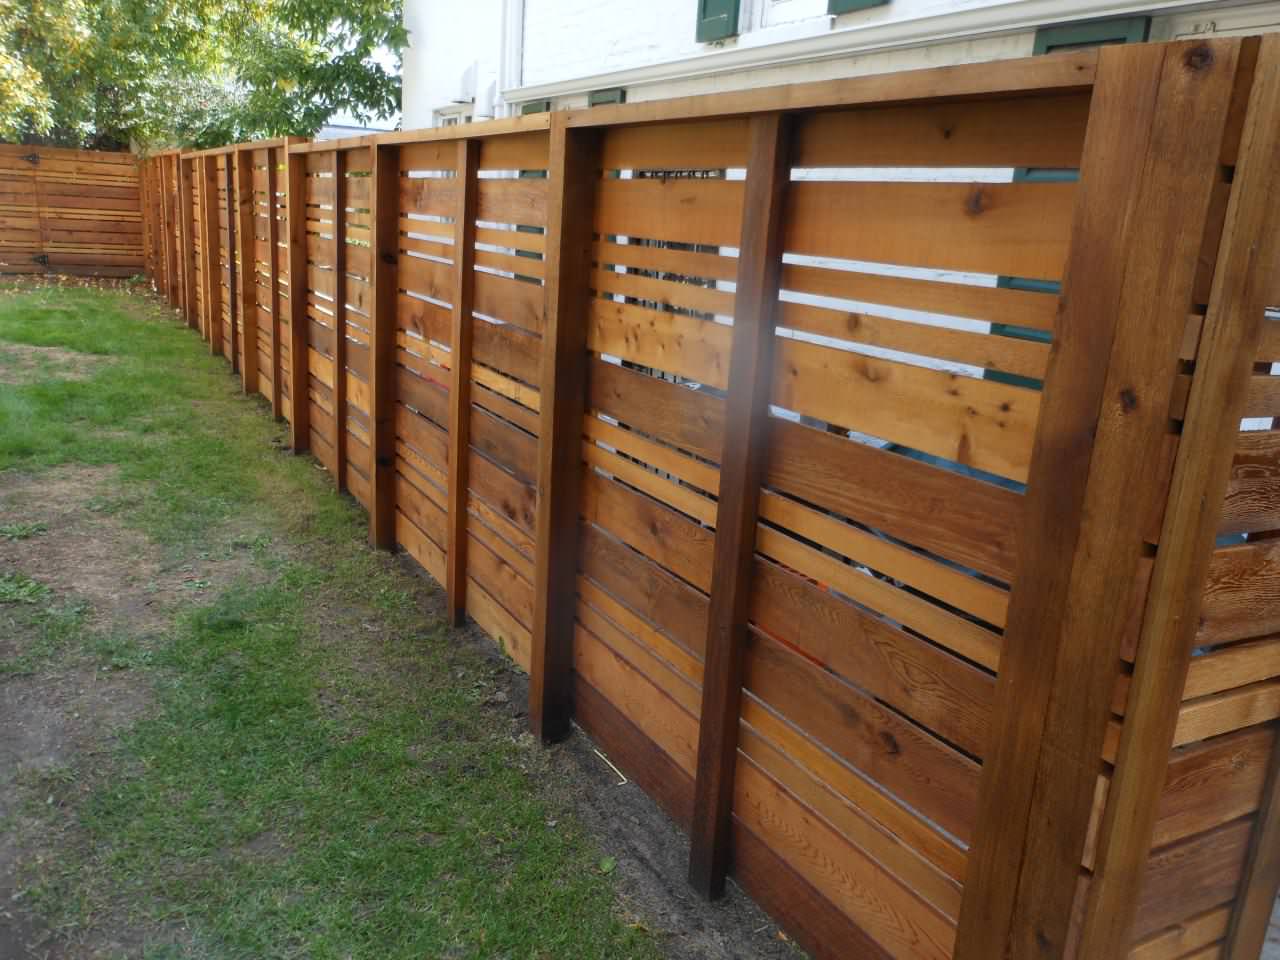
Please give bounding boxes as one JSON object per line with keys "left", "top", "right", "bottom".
{"left": 367, "top": 144, "right": 400, "bottom": 548}
{"left": 285, "top": 150, "right": 310, "bottom": 452}
{"left": 234, "top": 149, "right": 258, "bottom": 395}
{"left": 445, "top": 139, "right": 479, "bottom": 625}
{"left": 529, "top": 120, "right": 601, "bottom": 743}
{"left": 1226, "top": 721, "right": 1280, "bottom": 958}
{"left": 688, "top": 113, "right": 789, "bottom": 900}
{"left": 956, "top": 40, "right": 1242, "bottom": 960}
{"left": 180, "top": 158, "right": 198, "bottom": 328}
{"left": 1078, "top": 36, "right": 1278, "bottom": 959}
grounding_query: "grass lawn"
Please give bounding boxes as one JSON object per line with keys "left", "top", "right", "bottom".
{"left": 0, "top": 280, "right": 661, "bottom": 959}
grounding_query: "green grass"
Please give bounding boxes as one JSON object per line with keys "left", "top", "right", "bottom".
{"left": 0, "top": 571, "right": 51, "bottom": 604}
{"left": 0, "top": 283, "right": 658, "bottom": 960}
{"left": 0, "top": 520, "right": 47, "bottom": 541}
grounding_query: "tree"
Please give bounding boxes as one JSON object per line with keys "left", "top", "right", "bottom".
{"left": 0, "top": 0, "right": 405, "bottom": 150}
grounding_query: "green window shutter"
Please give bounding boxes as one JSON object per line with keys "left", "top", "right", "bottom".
{"left": 696, "top": 0, "right": 738, "bottom": 42}
{"left": 588, "top": 87, "right": 627, "bottom": 107}
{"left": 985, "top": 16, "right": 1150, "bottom": 388}
{"left": 828, "top": 0, "right": 889, "bottom": 15}
{"left": 520, "top": 100, "right": 551, "bottom": 115}
{"left": 1032, "top": 16, "right": 1150, "bottom": 54}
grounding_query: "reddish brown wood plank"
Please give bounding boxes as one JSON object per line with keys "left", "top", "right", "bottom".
{"left": 956, "top": 40, "right": 1243, "bottom": 960}
{"left": 1079, "top": 36, "right": 1280, "bottom": 959}
{"left": 446, "top": 139, "right": 479, "bottom": 625}
{"left": 367, "top": 144, "right": 400, "bottom": 548}
{"left": 687, "top": 112, "right": 790, "bottom": 898}
{"left": 529, "top": 120, "right": 602, "bottom": 742}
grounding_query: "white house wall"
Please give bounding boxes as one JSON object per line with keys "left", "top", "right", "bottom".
{"left": 401, "top": 0, "right": 1280, "bottom": 120}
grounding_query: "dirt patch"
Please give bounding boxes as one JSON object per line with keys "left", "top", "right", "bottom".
{"left": 0, "top": 341, "right": 111, "bottom": 386}
{"left": 0, "top": 465, "right": 235, "bottom": 959}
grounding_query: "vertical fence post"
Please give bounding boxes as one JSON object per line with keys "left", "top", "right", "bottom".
{"left": 954, "top": 38, "right": 1246, "bottom": 960}
{"left": 267, "top": 147, "right": 284, "bottom": 419}
{"left": 141, "top": 161, "right": 154, "bottom": 286}
{"left": 222, "top": 153, "right": 239, "bottom": 374}
{"left": 178, "top": 158, "right": 198, "bottom": 330}
{"left": 164, "top": 157, "right": 178, "bottom": 307}
{"left": 332, "top": 150, "right": 348, "bottom": 490}
{"left": 1078, "top": 35, "right": 1280, "bottom": 960}
{"left": 200, "top": 156, "right": 223, "bottom": 354}
{"left": 367, "top": 142, "right": 400, "bottom": 549}
{"left": 235, "top": 148, "right": 259, "bottom": 395}
{"left": 687, "top": 112, "right": 792, "bottom": 900}
{"left": 286, "top": 146, "right": 310, "bottom": 452}
{"left": 529, "top": 117, "right": 602, "bottom": 743}
{"left": 445, "top": 138, "right": 480, "bottom": 626}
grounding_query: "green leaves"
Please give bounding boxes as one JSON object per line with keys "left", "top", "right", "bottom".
{"left": 0, "top": 0, "right": 405, "bottom": 149}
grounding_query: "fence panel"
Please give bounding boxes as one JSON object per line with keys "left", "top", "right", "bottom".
{"left": 0, "top": 144, "right": 142, "bottom": 276}
{"left": 137, "top": 36, "right": 1280, "bottom": 960}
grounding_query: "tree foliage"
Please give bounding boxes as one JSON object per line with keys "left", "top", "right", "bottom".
{"left": 0, "top": 0, "right": 405, "bottom": 150}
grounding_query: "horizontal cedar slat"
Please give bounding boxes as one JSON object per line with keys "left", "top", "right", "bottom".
{"left": 784, "top": 180, "right": 1076, "bottom": 281}
{"left": 749, "top": 555, "right": 995, "bottom": 757}
{"left": 767, "top": 417, "right": 1021, "bottom": 582}
{"left": 1199, "top": 539, "right": 1280, "bottom": 643}
{"left": 595, "top": 177, "right": 744, "bottom": 247}
{"left": 1130, "top": 817, "right": 1254, "bottom": 941}
{"left": 1153, "top": 724, "right": 1276, "bottom": 849}
{"left": 744, "top": 628, "right": 981, "bottom": 844}
{"left": 772, "top": 337, "right": 1039, "bottom": 482}
{"left": 1219, "top": 430, "right": 1280, "bottom": 536}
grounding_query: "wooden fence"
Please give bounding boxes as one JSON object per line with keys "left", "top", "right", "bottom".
{"left": 0, "top": 143, "right": 143, "bottom": 276}
{"left": 139, "top": 36, "right": 1280, "bottom": 960}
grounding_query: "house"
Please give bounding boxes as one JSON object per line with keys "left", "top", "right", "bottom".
{"left": 400, "top": 0, "right": 1280, "bottom": 127}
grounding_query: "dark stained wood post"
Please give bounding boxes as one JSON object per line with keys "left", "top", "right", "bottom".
{"left": 445, "top": 138, "right": 480, "bottom": 625}
{"left": 177, "top": 157, "right": 197, "bottom": 329}
{"left": 266, "top": 146, "right": 284, "bottom": 419}
{"left": 222, "top": 152, "right": 240, "bottom": 374}
{"left": 235, "top": 147, "right": 258, "bottom": 394}
{"left": 164, "top": 156, "right": 178, "bottom": 307}
{"left": 367, "top": 142, "right": 401, "bottom": 550}
{"left": 687, "top": 111, "right": 792, "bottom": 901}
{"left": 285, "top": 146, "right": 310, "bottom": 453}
{"left": 332, "top": 149, "right": 349, "bottom": 490}
{"left": 954, "top": 38, "right": 1247, "bottom": 960}
{"left": 1079, "top": 35, "right": 1280, "bottom": 960}
{"left": 529, "top": 117, "right": 602, "bottom": 743}
{"left": 200, "top": 155, "right": 223, "bottom": 354}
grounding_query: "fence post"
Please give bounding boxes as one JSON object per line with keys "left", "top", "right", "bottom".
{"left": 529, "top": 117, "right": 602, "bottom": 743}
{"left": 163, "top": 157, "right": 177, "bottom": 307}
{"left": 332, "top": 149, "right": 348, "bottom": 490}
{"left": 178, "top": 158, "right": 198, "bottom": 330}
{"left": 235, "top": 148, "right": 258, "bottom": 395}
{"left": 267, "top": 147, "right": 284, "bottom": 419}
{"left": 200, "top": 156, "right": 223, "bottom": 354}
{"left": 1076, "top": 35, "right": 1280, "bottom": 959}
{"left": 954, "top": 38, "right": 1247, "bottom": 960}
{"left": 445, "top": 138, "right": 480, "bottom": 626}
{"left": 367, "top": 141, "right": 400, "bottom": 549}
{"left": 286, "top": 146, "right": 310, "bottom": 452}
{"left": 686, "top": 112, "right": 792, "bottom": 900}
{"left": 222, "top": 153, "right": 239, "bottom": 374}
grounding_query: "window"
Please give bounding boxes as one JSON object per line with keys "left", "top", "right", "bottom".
{"left": 828, "top": 0, "right": 888, "bottom": 15}
{"left": 588, "top": 88, "right": 627, "bottom": 107}
{"left": 696, "top": 0, "right": 739, "bottom": 42}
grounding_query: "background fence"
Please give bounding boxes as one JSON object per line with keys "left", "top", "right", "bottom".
{"left": 137, "top": 36, "right": 1280, "bottom": 960}
{"left": 1, "top": 143, "right": 143, "bottom": 276}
